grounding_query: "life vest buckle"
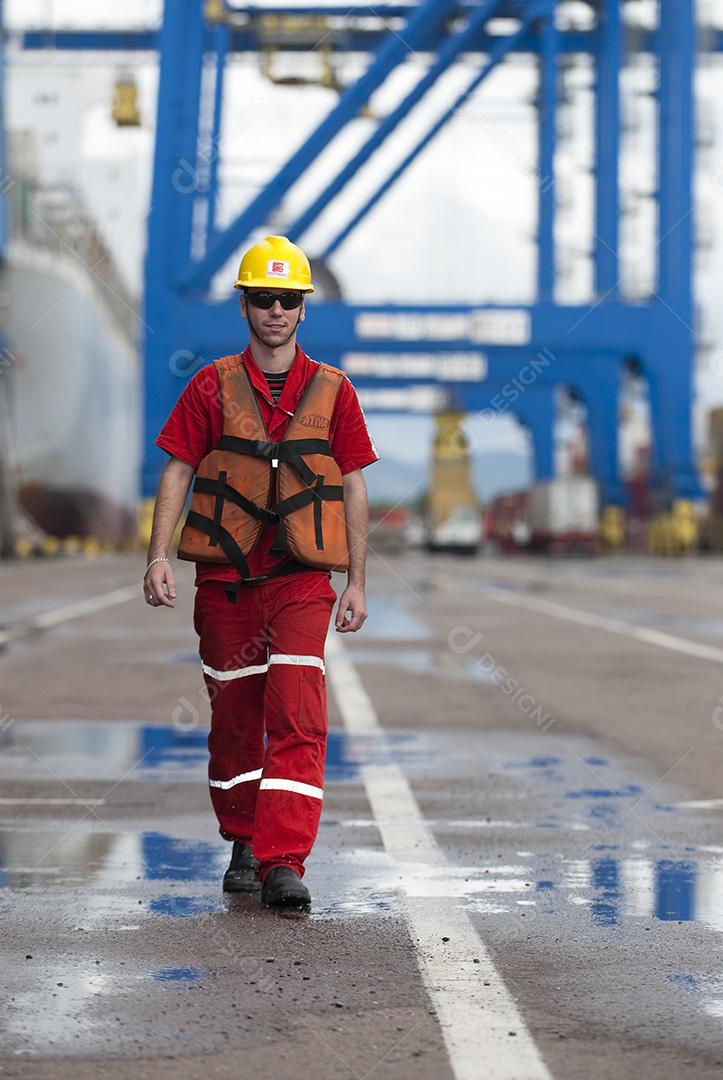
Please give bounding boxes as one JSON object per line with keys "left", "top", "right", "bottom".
{"left": 256, "top": 438, "right": 281, "bottom": 463}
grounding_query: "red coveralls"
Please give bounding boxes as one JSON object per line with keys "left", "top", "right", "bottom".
{"left": 155, "top": 345, "right": 379, "bottom": 880}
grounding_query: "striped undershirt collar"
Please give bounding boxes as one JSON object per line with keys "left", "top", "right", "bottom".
{"left": 262, "top": 367, "right": 291, "bottom": 403}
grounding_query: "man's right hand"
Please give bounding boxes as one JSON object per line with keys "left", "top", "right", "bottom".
{"left": 144, "top": 562, "right": 177, "bottom": 608}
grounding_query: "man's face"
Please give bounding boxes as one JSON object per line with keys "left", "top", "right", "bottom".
{"left": 241, "top": 288, "right": 305, "bottom": 348}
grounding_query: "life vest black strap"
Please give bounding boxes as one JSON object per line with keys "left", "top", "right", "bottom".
{"left": 210, "top": 469, "right": 226, "bottom": 548}
{"left": 269, "top": 478, "right": 344, "bottom": 554}
{"left": 215, "top": 435, "right": 332, "bottom": 487}
{"left": 224, "top": 557, "right": 312, "bottom": 603}
{"left": 193, "top": 475, "right": 280, "bottom": 525}
{"left": 185, "top": 510, "right": 251, "bottom": 580}
{"left": 269, "top": 483, "right": 344, "bottom": 519}
{"left": 269, "top": 517, "right": 289, "bottom": 559}
{"left": 216, "top": 435, "right": 332, "bottom": 458}
{"left": 190, "top": 435, "right": 343, "bottom": 582}
{"left": 313, "top": 475, "right": 323, "bottom": 551}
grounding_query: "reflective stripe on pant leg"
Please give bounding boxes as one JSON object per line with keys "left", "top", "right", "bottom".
{"left": 259, "top": 777, "right": 324, "bottom": 799}
{"left": 267, "top": 653, "right": 325, "bottom": 675}
{"left": 252, "top": 574, "right": 335, "bottom": 878}
{"left": 209, "top": 767, "right": 264, "bottom": 789}
{"left": 203, "top": 661, "right": 269, "bottom": 680}
{"left": 194, "top": 581, "right": 267, "bottom": 844}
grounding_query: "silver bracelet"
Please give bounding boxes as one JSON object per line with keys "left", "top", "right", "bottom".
{"left": 144, "top": 555, "right": 169, "bottom": 578}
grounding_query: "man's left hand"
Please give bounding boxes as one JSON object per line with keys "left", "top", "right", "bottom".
{"left": 335, "top": 583, "right": 367, "bottom": 633}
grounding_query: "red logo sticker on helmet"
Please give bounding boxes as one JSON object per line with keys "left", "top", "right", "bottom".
{"left": 267, "top": 259, "right": 290, "bottom": 278}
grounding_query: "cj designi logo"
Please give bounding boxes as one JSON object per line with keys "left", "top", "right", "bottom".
{"left": 300, "top": 413, "right": 330, "bottom": 429}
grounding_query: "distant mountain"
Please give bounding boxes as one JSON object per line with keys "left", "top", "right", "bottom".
{"left": 471, "top": 451, "right": 532, "bottom": 500}
{"left": 365, "top": 451, "right": 531, "bottom": 506}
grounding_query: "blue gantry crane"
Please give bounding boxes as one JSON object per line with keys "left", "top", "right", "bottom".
{"left": 11, "top": 1, "right": 710, "bottom": 513}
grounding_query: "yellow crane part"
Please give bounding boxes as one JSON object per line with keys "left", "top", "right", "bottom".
{"left": 428, "top": 413, "right": 477, "bottom": 527}
{"left": 112, "top": 79, "right": 141, "bottom": 127}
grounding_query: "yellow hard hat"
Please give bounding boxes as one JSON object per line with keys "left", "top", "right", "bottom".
{"left": 234, "top": 235, "right": 314, "bottom": 292}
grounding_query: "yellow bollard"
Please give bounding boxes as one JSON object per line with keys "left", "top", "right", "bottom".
{"left": 62, "top": 535, "right": 83, "bottom": 556}
{"left": 137, "top": 497, "right": 156, "bottom": 549}
{"left": 648, "top": 501, "right": 703, "bottom": 556}
{"left": 137, "top": 497, "right": 184, "bottom": 553}
{"left": 600, "top": 506, "right": 625, "bottom": 549}
{"left": 40, "top": 535, "right": 61, "bottom": 557}
{"left": 671, "top": 499, "right": 698, "bottom": 554}
{"left": 83, "top": 536, "right": 101, "bottom": 559}
{"left": 14, "top": 535, "right": 34, "bottom": 559}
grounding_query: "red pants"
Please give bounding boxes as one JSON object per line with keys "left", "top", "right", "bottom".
{"left": 193, "top": 572, "right": 336, "bottom": 881}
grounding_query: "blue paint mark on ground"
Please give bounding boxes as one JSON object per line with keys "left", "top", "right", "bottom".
{"left": 505, "top": 756, "right": 562, "bottom": 769}
{"left": 565, "top": 785, "right": 643, "bottom": 799}
{"left": 667, "top": 973, "right": 702, "bottom": 991}
{"left": 148, "top": 967, "right": 209, "bottom": 982}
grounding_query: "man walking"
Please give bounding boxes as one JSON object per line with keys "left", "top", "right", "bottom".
{"left": 143, "top": 236, "right": 379, "bottom": 910}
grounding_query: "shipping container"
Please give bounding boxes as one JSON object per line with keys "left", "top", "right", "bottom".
{"left": 527, "top": 477, "right": 599, "bottom": 554}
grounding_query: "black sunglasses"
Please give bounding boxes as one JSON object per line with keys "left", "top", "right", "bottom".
{"left": 244, "top": 290, "right": 304, "bottom": 310}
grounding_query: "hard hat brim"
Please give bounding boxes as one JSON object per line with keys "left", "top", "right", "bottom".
{"left": 234, "top": 280, "right": 314, "bottom": 292}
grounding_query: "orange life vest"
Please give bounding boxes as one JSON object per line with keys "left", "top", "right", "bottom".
{"left": 177, "top": 354, "right": 349, "bottom": 581}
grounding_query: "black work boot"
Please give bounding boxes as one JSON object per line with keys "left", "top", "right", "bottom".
{"left": 260, "top": 866, "right": 311, "bottom": 910}
{"left": 223, "top": 840, "right": 260, "bottom": 892}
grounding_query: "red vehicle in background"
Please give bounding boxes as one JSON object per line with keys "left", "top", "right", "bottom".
{"left": 486, "top": 479, "right": 600, "bottom": 555}
{"left": 486, "top": 491, "right": 530, "bottom": 552}
{"left": 368, "top": 506, "right": 410, "bottom": 554}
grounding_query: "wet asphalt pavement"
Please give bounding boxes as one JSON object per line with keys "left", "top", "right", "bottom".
{"left": 2, "top": 551, "right": 723, "bottom": 1078}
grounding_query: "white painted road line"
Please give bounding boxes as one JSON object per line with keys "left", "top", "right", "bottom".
{"left": 0, "top": 797, "right": 107, "bottom": 806}
{"left": 0, "top": 585, "right": 138, "bottom": 647}
{"left": 485, "top": 587, "right": 723, "bottom": 665}
{"left": 673, "top": 799, "right": 723, "bottom": 810}
{"left": 326, "top": 633, "right": 551, "bottom": 1080}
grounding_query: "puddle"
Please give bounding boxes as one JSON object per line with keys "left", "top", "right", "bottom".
{"left": 0, "top": 826, "right": 225, "bottom": 893}
{"left": 4, "top": 723, "right": 723, "bottom": 945}
{"left": 666, "top": 973, "right": 723, "bottom": 1020}
{"left": 362, "top": 597, "right": 432, "bottom": 640}
{"left": 480, "top": 578, "right": 550, "bottom": 595}
{"left": 374, "top": 851, "right": 723, "bottom": 931}
{"left": 0, "top": 721, "right": 429, "bottom": 785}
{"left": 0, "top": 819, "right": 403, "bottom": 924}
{"left": 346, "top": 648, "right": 494, "bottom": 682}
{"left": 311, "top": 888, "right": 399, "bottom": 919}
{"left": 5, "top": 813, "right": 722, "bottom": 933}
{"left": 7, "top": 719, "right": 723, "bottom": 1053}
